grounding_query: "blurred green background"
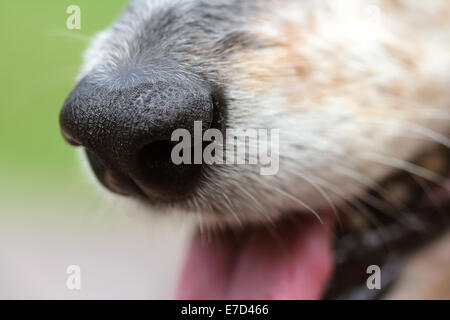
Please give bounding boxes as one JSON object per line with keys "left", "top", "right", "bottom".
{"left": 0, "top": 0, "right": 128, "bottom": 223}
{"left": 0, "top": 1, "right": 195, "bottom": 300}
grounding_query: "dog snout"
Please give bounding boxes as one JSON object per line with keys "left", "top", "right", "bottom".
{"left": 59, "top": 77, "right": 215, "bottom": 200}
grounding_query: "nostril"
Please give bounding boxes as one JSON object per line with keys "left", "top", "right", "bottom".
{"left": 137, "top": 141, "right": 202, "bottom": 197}
{"left": 141, "top": 141, "right": 176, "bottom": 171}
{"left": 85, "top": 150, "right": 145, "bottom": 197}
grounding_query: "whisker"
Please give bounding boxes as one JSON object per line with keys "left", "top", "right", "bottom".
{"left": 260, "top": 181, "right": 323, "bottom": 224}
{"left": 289, "top": 169, "right": 340, "bottom": 225}
{"left": 190, "top": 197, "right": 205, "bottom": 233}
{"left": 411, "top": 176, "right": 448, "bottom": 223}
{"left": 363, "top": 118, "right": 450, "bottom": 149}
{"left": 304, "top": 149, "right": 409, "bottom": 213}
{"left": 46, "top": 29, "right": 93, "bottom": 42}
{"left": 360, "top": 152, "right": 448, "bottom": 188}
{"left": 414, "top": 109, "right": 450, "bottom": 120}
{"left": 333, "top": 165, "right": 407, "bottom": 213}
{"left": 232, "top": 181, "right": 275, "bottom": 225}
{"left": 311, "top": 175, "right": 387, "bottom": 234}
{"left": 221, "top": 192, "right": 243, "bottom": 226}
{"left": 299, "top": 115, "right": 449, "bottom": 149}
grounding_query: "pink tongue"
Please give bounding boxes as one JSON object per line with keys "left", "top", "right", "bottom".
{"left": 176, "top": 216, "right": 334, "bottom": 300}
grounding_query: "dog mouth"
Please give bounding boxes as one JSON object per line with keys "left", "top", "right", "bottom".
{"left": 176, "top": 213, "right": 335, "bottom": 300}
{"left": 176, "top": 147, "right": 450, "bottom": 300}
{"left": 176, "top": 188, "right": 450, "bottom": 300}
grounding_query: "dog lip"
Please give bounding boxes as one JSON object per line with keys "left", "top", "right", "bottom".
{"left": 85, "top": 148, "right": 198, "bottom": 203}
{"left": 61, "top": 128, "right": 82, "bottom": 146}
{"left": 134, "top": 180, "right": 195, "bottom": 203}
{"left": 85, "top": 149, "right": 145, "bottom": 198}
{"left": 103, "top": 169, "right": 195, "bottom": 203}
{"left": 101, "top": 170, "right": 145, "bottom": 198}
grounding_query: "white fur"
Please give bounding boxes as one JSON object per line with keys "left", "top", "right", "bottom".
{"left": 78, "top": 0, "right": 450, "bottom": 226}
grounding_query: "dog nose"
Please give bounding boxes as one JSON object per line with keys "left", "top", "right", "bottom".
{"left": 59, "top": 78, "right": 215, "bottom": 199}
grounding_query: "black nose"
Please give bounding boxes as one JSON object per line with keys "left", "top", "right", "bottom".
{"left": 60, "top": 77, "right": 217, "bottom": 200}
